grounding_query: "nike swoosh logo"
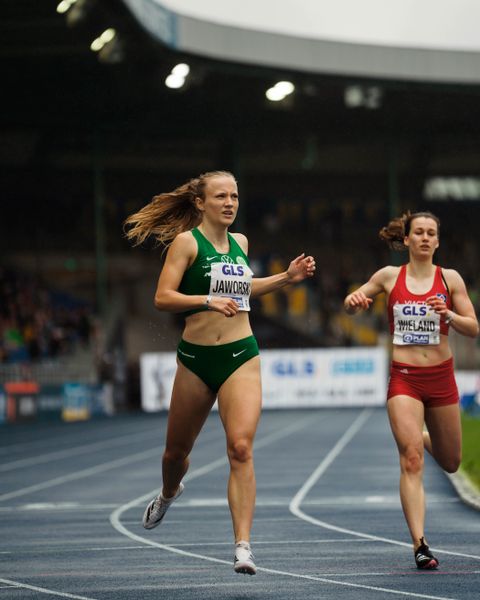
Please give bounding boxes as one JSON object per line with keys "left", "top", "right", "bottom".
{"left": 178, "top": 349, "right": 195, "bottom": 359}
{"left": 206, "top": 256, "right": 217, "bottom": 261}
{"left": 233, "top": 349, "right": 246, "bottom": 358}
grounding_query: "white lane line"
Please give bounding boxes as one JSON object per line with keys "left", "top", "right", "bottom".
{"left": 0, "top": 422, "right": 163, "bottom": 455}
{"left": 0, "top": 448, "right": 161, "bottom": 502}
{"left": 0, "top": 428, "right": 163, "bottom": 472}
{"left": 0, "top": 428, "right": 224, "bottom": 503}
{"left": 107, "top": 523, "right": 459, "bottom": 600}
{"left": 0, "top": 503, "right": 119, "bottom": 512}
{"left": 290, "top": 408, "right": 372, "bottom": 516}
{"left": 0, "top": 578, "right": 97, "bottom": 600}
{"left": 163, "top": 495, "right": 458, "bottom": 508}
{"left": 0, "top": 495, "right": 459, "bottom": 513}
{"left": 0, "top": 546, "right": 149, "bottom": 556}
{"left": 155, "top": 583, "right": 257, "bottom": 590}
{"left": 269, "top": 571, "right": 480, "bottom": 577}
{"left": 0, "top": 539, "right": 372, "bottom": 556}
{"left": 164, "top": 538, "right": 372, "bottom": 547}
{"left": 257, "top": 566, "right": 459, "bottom": 600}
{"left": 110, "top": 411, "right": 460, "bottom": 600}
{"left": 110, "top": 414, "right": 319, "bottom": 515}
{"left": 289, "top": 410, "right": 480, "bottom": 562}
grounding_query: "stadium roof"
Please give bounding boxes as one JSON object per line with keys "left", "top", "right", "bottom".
{"left": 124, "top": 0, "right": 480, "bottom": 84}
{"left": 2, "top": 0, "right": 480, "bottom": 254}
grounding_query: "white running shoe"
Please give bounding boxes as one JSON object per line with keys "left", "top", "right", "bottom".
{"left": 142, "top": 482, "right": 184, "bottom": 530}
{"left": 234, "top": 541, "right": 256, "bottom": 575}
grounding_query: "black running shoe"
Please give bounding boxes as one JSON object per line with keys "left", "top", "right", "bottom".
{"left": 415, "top": 537, "right": 439, "bottom": 570}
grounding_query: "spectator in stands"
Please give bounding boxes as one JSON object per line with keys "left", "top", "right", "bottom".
{"left": 0, "top": 267, "right": 94, "bottom": 363}
{"left": 344, "top": 211, "right": 479, "bottom": 570}
{"left": 124, "top": 170, "right": 315, "bottom": 575}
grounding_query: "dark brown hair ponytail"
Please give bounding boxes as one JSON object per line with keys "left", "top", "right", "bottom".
{"left": 379, "top": 210, "right": 440, "bottom": 250}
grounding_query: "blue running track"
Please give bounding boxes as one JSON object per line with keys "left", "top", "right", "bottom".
{"left": 1, "top": 408, "right": 479, "bottom": 599}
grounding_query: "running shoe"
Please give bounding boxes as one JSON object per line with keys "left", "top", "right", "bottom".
{"left": 234, "top": 541, "right": 256, "bottom": 575}
{"left": 142, "top": 482, "right": 184, "bottom": 530}
{"left": 414, "top": 537, "right": 439, "bottom": 570}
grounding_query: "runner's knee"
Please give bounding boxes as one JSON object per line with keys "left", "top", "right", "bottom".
{"left": 163, "top": 446, "right": 189, "bottom": 464}
{"left": 400, "top": 445, "right": 424, "bottom": 475}
{"left": 227, "top": 438, "right": 253, "bottom": 464}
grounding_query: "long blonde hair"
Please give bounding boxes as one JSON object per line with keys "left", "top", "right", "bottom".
{"left": 124, "top": 170, "right": 236, "bottom": 247}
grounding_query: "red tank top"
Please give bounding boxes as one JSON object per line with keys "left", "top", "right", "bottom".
{"left": 388, "top": 265, "right": 452, "bottom": 345}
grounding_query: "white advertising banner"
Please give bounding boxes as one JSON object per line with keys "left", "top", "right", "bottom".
{"left": 261, "top": 347, "right": 388, "bottom": 408}
{"left": 140, "top": 346, "right": 389, "bottom": 411}
{"left": 140, "top": 352, "right": 177, "bottom": 412}
{"left": 456, "top": 371, "right": 480, "bottom": 411}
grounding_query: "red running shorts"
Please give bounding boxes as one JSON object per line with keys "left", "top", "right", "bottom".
{"left": 387, "top": 357, "right": 459, "bottom": 408}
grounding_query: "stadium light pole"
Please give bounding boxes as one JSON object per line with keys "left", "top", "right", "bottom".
{"left": 388, "top": 140, "right": 401, "bottom": 265}
{"left": 93, "top": 132, "right": 108, "bottom": 318}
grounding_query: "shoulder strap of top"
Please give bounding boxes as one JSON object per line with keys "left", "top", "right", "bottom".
{"left": 191, "top": 227, "right": 211, "bottom": 253}
{"left": 227, "top": 232, "right": 248, "bottom": 260}
{"left": 191, "top": 227, "right": 201, "bottom": 243}
{"left": 439, "top": 266, "right": 450, "bottom": 295}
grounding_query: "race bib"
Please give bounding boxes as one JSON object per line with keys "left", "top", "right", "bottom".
{"left": 209, "top": 262, "right": 253, "bottom": 311}
{"left": 393, "top": 303, "right": 440, "bottom": 345}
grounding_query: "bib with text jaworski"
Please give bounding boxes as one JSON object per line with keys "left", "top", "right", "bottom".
{"left": 392, "top": 302, "right": 440, "bottom": 345}
{"left": 209, "top": 262, "right": 253, "bottom": 311}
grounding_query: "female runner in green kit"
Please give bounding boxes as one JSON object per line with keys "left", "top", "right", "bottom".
{"left": 125, "top": 170, "right": 315, "bottom": 575}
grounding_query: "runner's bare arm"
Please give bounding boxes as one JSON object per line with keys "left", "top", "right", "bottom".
{"left": 426, "top": 269, "right": 479, "bottom": 337}
{"left": 154, "top": 232, "right": 238, "bottom": 315}
{"left": 344, "top": 266, "right": 395, "bottom": 314}
{"left": 251, "top": 253, "right": 315, "bottom": 297}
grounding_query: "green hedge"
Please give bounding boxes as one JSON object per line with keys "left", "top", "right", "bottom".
{"left": 461, "top": 413, "right": 480, "bottom": 490}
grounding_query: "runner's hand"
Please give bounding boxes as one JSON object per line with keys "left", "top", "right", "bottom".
{"left": 344, "top": 291, "right": 373, "bottom": 313}
{"left": 286, "top": 253, "right": 316, "bottom": 283}
{"left": 207, "top": 296, "right": 239, "bottom": 317}
{"left": 426, "top": 295, "right": 449, "bottom": 319}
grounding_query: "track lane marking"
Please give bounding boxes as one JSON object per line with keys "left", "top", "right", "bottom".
{"left": 0, "top": 422, "right": 165, "bottom": 455}
{"left": 110, "top": 410, "right": 461, "bottom": 600}
{"left": 0, "top": 578, "right": 97, "bottom": 600}
{"left": 0, "top": 428, "right": 224, "bottom": 502}
{"left": 111, "top": 414, "right": 318, "bottom": 515}
{"left": 0, "top": 428, "right": 164, "bottom": 472}
{"left": 289, "top": 409, "right": 480, "bottom": 562}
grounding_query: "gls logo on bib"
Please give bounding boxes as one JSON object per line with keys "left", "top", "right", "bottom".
{"left": 401, "top": 305, "right": 428, "bottom": 316}
{"left": 221, "top": 264, "right": 244, "bottom": 276}
{"left": 392, "top": 302, "right": 440, "bottom": 346}
{"left": 209, "top": 261, "right": 253, "bottom": 311}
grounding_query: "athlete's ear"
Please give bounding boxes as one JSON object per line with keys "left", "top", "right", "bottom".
{"left": 195, "top": 196, "right": 205, "bottom": 212}
{"left": 404, "top": 236, "right": 410, "bottom": 247}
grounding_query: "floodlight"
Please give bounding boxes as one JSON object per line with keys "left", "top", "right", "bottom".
{"left": 172, "top": 63, "right": 190, "bottom": 78}
{"left": 165, "top": 74, "right": 185, "bottom": 89}
{"left": 100, "top": 28, "right": 116, "bottom": 44}
{"left": 275, "top": 81, "right": 295, "bottom": 96}
{"left": 57, "top": 0, "right": 77, "bottom": 14}
{"left": 266, "top": 87, "right": 285, "bottom": 102}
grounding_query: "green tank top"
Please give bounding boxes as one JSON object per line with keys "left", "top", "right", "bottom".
{"left": 179, "top": 228, "right": 252, "bottom": 316}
